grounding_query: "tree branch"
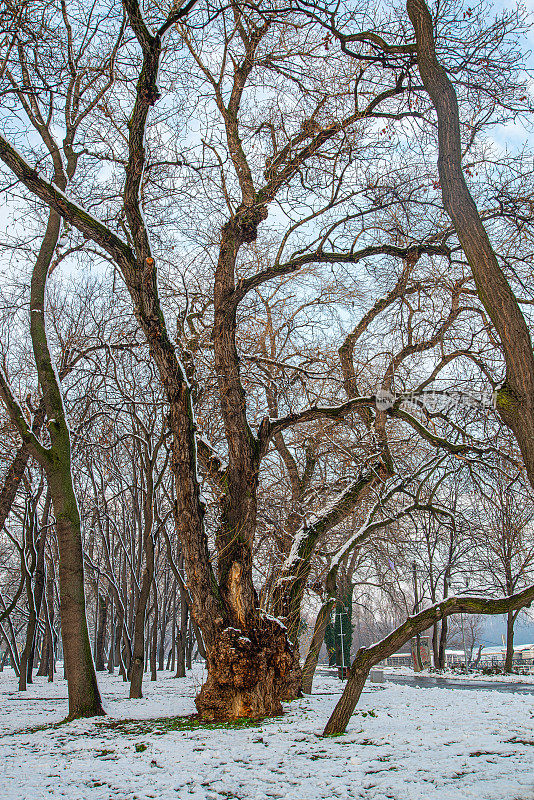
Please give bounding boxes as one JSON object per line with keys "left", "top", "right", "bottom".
{"left": 324, "top": 583, "right": 534, "bottom": 735}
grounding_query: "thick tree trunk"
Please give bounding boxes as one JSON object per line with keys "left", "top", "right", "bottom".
{"left": 50, "top": 473, "right": 103, "bottom": 716}
{"left": 192, "top": 212, "right": 298, "bottom": 720}
{"left": 195, "top": 616, "right": 294, "bottom": 721}
{"left": 0, "top": 15, "right": 292, "bottom": 720}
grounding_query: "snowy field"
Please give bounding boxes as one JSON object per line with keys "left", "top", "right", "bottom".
{"left": 0, "top": 666, "right": 533, "bottom": 800}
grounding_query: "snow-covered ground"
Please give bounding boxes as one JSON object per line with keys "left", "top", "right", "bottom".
{"left": 1, "top": 665, "right": 534, "bottom": 800}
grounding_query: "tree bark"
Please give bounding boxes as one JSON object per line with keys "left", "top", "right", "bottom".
{"left": 407, "top": 0, "right": 534, "bottom": 489}
{"left": 504, "top": 610, "right": 515, "bottom": 672}
{"left": 302, "top": 595, "right": 336, "bottom": 694}
{"left": 94, "top": 593, "right": 108, "bottom": 671}
{"left": 157, "top": 589, "right": 167, "bottom": 672}
{"left": 437, "top": 616, "right": 448, "bottom": 669}
{"left": 150, "top": 587, "right": 158, "bottom": 682}
{"left": 129, "top": 533, "right": 155, "bottom": 698}
{"left": 27, "top": 491, "right": 50, "bottom": 681}
{"left": 176, "top": 573, "right": 188, "bottom": 678}
{"left": 18, "top": 591, "right": 36, "bottom": 691}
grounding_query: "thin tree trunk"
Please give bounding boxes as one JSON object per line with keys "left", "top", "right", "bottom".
{"left": 437, "top": 617, "right": 448, "bottom": 669}
{"left": 28, "top": 491, "right": 50, "bottom": 681}
{"left": 38, "top": 557, "right": 55, "bottom": 678}
{"left": 168, "top": 583, "right": 176, "bottom": 672}
{"left": 47, "top": 553, "right": 57, "bottom": 682}
{"left": 19, "top": 501, "right": 38, "bottom": 692}
{"left": 94, "top": 593, "right": 108, "bottom": 671}
{"left": 431, "top": 623, "right": 439, "bottom": 668}
{"left": 175, "top": 583, "right": 188, "bottom": 678}
{"left": 158, "top": 594, "right": 166, "bottom": 672}
{"left": 0, "top": 623, "right": 20, "bottom": 677}
{"left": 504, "top": 610, "right": 515, "bottom": 672}
{"left": 302, "top": 596, "right": 336, "bottom": 694}
{"left": 18, "top": 606, "right": 36, "bottom": 691}
{"left": 129, "top": 568, "right": 152, "bottom": 697}
{"left": 107, "top": 598, "right": 115, "bottom": 674}
{"left": 150, "top": 587, "right": 158, "bottom": 681}
{"left": 186, "top": 617, "right": 193, "bottom": 671}
{"left": 129, "top": 540, "right": 155, "bottom": 697}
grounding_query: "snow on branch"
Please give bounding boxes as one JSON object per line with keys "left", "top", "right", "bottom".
{"left": 0, "top": 366, "right": 50, "bottom": 464}
{"left": 0, "top": 133, "right": 134, "bottom": 270}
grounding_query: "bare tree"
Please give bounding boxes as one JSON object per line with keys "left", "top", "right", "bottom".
{"left": 472, "top": 471, "right": 534, "bottom": 671}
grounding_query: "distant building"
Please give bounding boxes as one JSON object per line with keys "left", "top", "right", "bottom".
{"left": 478, "top": 643, "right": 534, "bottom": 668}
{"left": 384, "top": 643, "right": 534, "bottom": 669}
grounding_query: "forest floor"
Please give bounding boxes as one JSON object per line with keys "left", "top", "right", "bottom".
{"left": 0, "top": 665, "right": 533, "bottom": 800}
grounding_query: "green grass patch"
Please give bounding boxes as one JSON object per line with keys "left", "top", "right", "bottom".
{"left": 5, "top": 711, "right": 272, "bottom": 741}
{"left": 3, "top": 719, "right": 69, "bottom": 737}
{"left": 99, "top": 713, "right": 265, "bottom": 738}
